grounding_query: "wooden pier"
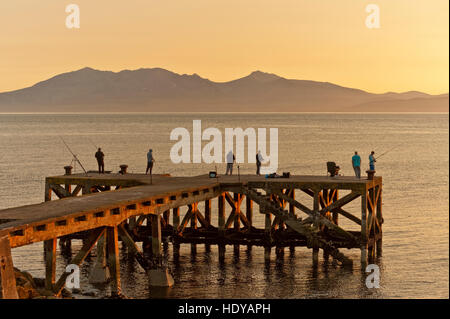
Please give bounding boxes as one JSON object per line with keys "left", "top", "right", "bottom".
{"left": 0, "top": 168, "right": 383, "bottom": 298}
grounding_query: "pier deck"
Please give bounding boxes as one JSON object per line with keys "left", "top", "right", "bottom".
{"left": 0, "top": 171, "right": 383, "bottom": 298}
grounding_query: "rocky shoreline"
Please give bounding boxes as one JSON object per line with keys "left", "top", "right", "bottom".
{"left": 1, "top": 268, "right": 127, "bottom": 299}
{"left": 11, "top": 268, "right": 73, "bottom": 299}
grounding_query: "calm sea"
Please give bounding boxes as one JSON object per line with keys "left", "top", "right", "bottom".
{"left": 0, "top": 113, "right": 448, "bottom": 299}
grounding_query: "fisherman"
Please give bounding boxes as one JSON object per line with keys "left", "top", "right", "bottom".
{"left": 369, "top": 151, "right": 376, "bottom": 170}
{"left": 146, "top": 149, "right": 155, "bottom": 175}
{"left": 95, "top": 148, "right": 105, "bottom": 174}
{"left": 352, "top": 151, "right": 361, "bottom": 178}
{"left": 225, "top": 150, "right": 235, "bottom": 175}
{"left": 256, "top": 150, "right": 263, "bottom": 176}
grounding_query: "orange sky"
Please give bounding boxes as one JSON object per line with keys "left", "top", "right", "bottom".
{"left": 0, "top": 0, "right": 448, "bottom": 94}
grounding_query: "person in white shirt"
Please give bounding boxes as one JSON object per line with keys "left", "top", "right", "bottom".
{"left": 225, "top": 151, "right": 235, "bottom": 175}
{"left": 256, "top": 151, "right": 264, "bottom": 176}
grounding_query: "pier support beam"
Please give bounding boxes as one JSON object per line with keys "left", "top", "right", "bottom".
{"left": 172, "top": 207, "right": 180, "bottom": 256}
{"left": 218, "top": 193, "right": 225, "bottom": 237}
{"left": 44, "top": 238, "right": 57, "bottom": 291}
{"left": 44, "top": 180, "right": 52, "bottom": 202}
{"left": 172, "top": 207, "right": 180, "bottom": 234}
{"left": 0, "top": 236, "right": 18, "bottom": 299}
{"left": 332, "top": 190, "right": 339, "bottom": 225}
{"left": 89, "top": 234, "right": 110, "bottom": 283}
{"left": 289, "top": 189, "right": 295, "bottom": 216}
{"left": 205, "top": 200, "right": 211, "bottom": 226}
{"left": 376, "top": 187, "right": 383, "bottom": 257}
{"left": 218, "top": 193, "right": 226, "bottom": 262}
{"left": 360, "top": 192, "right": 368, "bottom": 267}
{"left": 150, "top": 215, "right": 162, "bottom": 261}
{"left": 234, "top": 193, "right": 241, "bottom": 231}
{"left": 313, "top": 189, "right": 320, "bottom": 227}
{"left": 264, "top": 204, "right": 272, "bottom": 261}
{"left": 106, "top": 226, "right": 121, "bottom": 296}
{"left": 148, "top": 214, "right": 174, "bottom": 287}
{"left": 246, "top": 196, "right": 253, "bottom": 230}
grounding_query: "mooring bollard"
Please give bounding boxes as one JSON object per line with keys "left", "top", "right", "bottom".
{"left": 119, "top": 165, "right": 128, "bottom": 174}
{"left": 366, "top": 170, "right": 375, "bottom": 180}
{"left": 64, "top": 165, "right": 73, "bottom": 175}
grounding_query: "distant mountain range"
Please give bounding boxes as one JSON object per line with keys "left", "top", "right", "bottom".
{"left": 0, "top": 67, "right": 447, "bottom": 112}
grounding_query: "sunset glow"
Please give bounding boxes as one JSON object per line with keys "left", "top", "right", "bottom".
{"left": 0, "top": 0, "right": 448, "bottom": 94}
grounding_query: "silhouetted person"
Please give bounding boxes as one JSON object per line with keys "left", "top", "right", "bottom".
{"left": 352, "top": 151, "right": 361, "bottom": 178}
{"left": 369, "top": 151, "right": 376, "bottom": 170}
{"left": 256, "top": 150, "right": 263, "bottom": 176}
{"left": 225, "top": 151, "right": 235, "bottom": 175}
{"left": 146, "top": 149, "right": 155, "bottom": 175}
{"left": 95, "top": 148, "right": 104, "bottom": 174}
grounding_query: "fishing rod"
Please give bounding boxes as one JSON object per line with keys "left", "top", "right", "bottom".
{"left": 375, "top": 145, "right": 398, "bottom": 160}
{"left": 88, "top": 137, "right": 98, "bottom": 150}
{"left": 60, "top": 136, "right": 88, "bottom": 175}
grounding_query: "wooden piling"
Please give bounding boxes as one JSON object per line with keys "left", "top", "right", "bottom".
{"left": 376, "top": 186, "right": 383, "bottom": 257}
{"left": 264, "top": 203, "right": 272, "bottom": 261}
{"left": 332, "top": 190, "right": 339, "bottom": 225}
{"left": 205, "top": 199, "right": 211, "bottom": 226}
{"left": 44, "top": 238, "right": 57, "bottom": 291}
{"left": 44, "top": 181, "right": 52, "bottom": 202}
{"left": 313, "top": 189, "right": 320, "bottom": 227}
{"left": 190, "top": 202, "right": 198, "bottom": 230}
{"left": 361, "top": 192, "right": 368, "bottom": 266}
{"left": 89, "top": 233, "right": 110, "bottom": 283}
{"left": 172, "top": 207, "right": 180, "bottom": 234}
{"left": 163, "top": 210, "right": 170, "bottom": 228}
{"left": 106, "top": 226, "right": 121, "bottom": 296}
{"left": 218, "top": 193, "right": 225, "bottom": 236}
{"left": 289, "top": 189, "right": 295, "bottom": 216}
{"left": 234, "top": 193, "right": 241, "bottom": 231}
{"left": 172, "top": 207, "right": 181, "bottom": 255}
{"left": 0, "top": 236, "right": 18, "bottom": 299}
{"left": 150, "top": 214, "right": 162, "bottom": 260}
{"left": 246, "top": 196, "right": 253, "bottom": 230}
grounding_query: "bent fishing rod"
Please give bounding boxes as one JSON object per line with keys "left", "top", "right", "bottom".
{"left": 60, "top": 136, "right": 88, "bottom": 175}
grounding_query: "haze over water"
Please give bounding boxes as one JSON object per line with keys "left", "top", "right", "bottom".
{"left": 0, "top": 113, "right": 448, "bottom": 298}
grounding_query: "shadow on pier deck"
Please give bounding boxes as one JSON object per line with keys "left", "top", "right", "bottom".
{"left": 0, "top": 171, "right": 383, "bottom": 299}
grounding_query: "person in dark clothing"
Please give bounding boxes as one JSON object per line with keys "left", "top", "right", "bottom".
{"left": 369, "top": 151, "right": 376, "bottom": 170}
{"left": 95, "top": 148, "right": 105, "bottom": 174}
{"left": 256, "top": 150, "right": 263, "bottom": 176}
{"left": 146, "top": 149, "right": 155, "bottom": 175}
